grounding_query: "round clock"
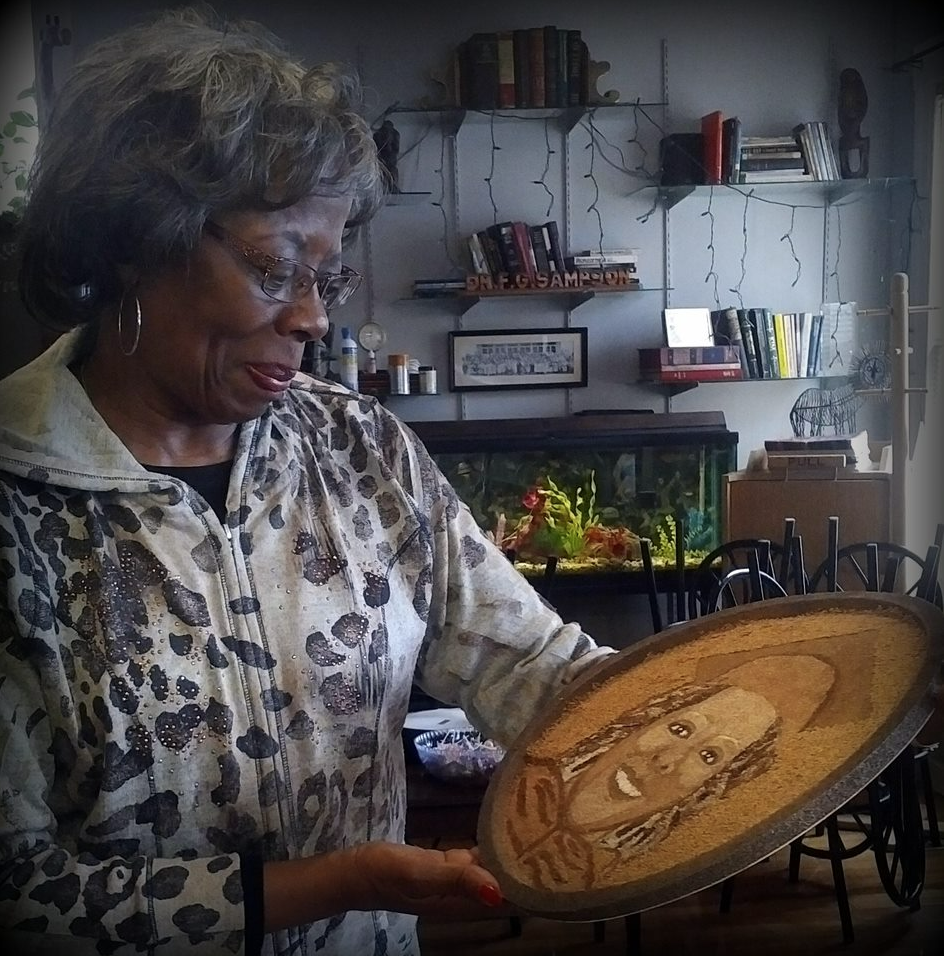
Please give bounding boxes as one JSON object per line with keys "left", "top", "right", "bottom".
{"left": 851, "top": 343, "right": 891, "bottom": 391}
{"left": 357, "top": 322, "right": 387, "bottom": 373}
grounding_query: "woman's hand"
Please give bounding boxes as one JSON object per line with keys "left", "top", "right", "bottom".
{"left": 264, "top": 842, "right": 509, "bottom": 932}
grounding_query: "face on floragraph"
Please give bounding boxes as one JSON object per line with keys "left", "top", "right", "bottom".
{"left": 564, "top": 686, "right": 777, "bottom": 832}
{"left": 132, "top": 194, "right": 352, "bottom": 426}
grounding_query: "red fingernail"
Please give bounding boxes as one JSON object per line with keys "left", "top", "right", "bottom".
{"left": 478, "top": 884, "right": 503, "bottom": 907}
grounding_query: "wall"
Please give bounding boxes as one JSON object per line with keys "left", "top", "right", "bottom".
{"left": 27, "top": 0, "right": 919, "bottom": 468}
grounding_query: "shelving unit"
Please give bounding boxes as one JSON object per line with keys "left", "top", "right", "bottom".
{"left": 655, "top": 176, "right": 913, "bottom": 211}
{"left": 414, "top": 284, "right": 657, "bottom": 314}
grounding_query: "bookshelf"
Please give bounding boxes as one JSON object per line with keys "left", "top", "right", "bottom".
{"left": 655, "top": 176, "right": 914, "bottom": 211}
{"left": 413, "top": 283, "right": 660, "bottom": 315}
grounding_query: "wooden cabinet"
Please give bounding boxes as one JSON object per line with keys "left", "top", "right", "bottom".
{"left": 723, "top": 470, "right": 891, "bottom": 567}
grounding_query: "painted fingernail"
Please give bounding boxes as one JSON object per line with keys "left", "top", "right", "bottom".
{"left": 478, "top": 883, "right": 503, "bottom": 907}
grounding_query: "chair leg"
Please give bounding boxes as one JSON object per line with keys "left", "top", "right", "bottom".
{"left": 825, "top": 814, "right": 855, "bottom": 944}
{"left": 719, "top": 876, "right": 735, "bottom": 913}
{"left": 788, "top": 837, "right": 803, "bottom": 883}
{"left": 624, "top": 912, "right": 642, "bottom": 955}
{"left": 917, "top": 749, "right": 941, "bottom": 847}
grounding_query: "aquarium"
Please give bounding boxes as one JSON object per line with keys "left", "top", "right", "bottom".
{"left": 408, "top": 411, "right": 738, "bottom": 579}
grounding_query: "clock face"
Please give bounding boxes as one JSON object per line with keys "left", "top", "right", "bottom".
{"left": 852, "top": 344, "right": 891, "bottom": 390}
{"left": 357, "top": 322, "right": 386, "bottom": 351}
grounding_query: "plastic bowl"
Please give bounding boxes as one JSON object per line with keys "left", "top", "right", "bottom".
{"left": 412, "top": 729, "right": 505, "bottom": 785}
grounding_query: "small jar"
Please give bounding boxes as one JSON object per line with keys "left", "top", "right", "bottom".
{"left": 418, "top": 366, "right": 438, "bottom": 394}
{"left": 388, "top": 353, "right": 410, "bottom": 394}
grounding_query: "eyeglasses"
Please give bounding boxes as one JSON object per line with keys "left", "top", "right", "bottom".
{"left": 203, "top": 220, "right": 361, "bottom": 308}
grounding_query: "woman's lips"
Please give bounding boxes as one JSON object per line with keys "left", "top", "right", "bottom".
{"left": 246, "top": 363, "right": 296, "bottom": 393}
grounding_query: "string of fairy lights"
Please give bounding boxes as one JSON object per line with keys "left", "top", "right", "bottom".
{"left": 378, "top": 101, "right": 922, "bottom": 372}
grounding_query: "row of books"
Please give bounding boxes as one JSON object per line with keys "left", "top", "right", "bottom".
{"left": 710, "top": 307, "right": 826, "bottom": 380}
{"left": 467, "top": 220, "right": 640, "bottom": 283}
{"left": 791, "top": 121, "right": 842, "bottom": 181}
{"left": 455, "top": 27, "right": 589, "bottom": 111}
{"left": 663, "top": 113, "right": 842, "bottom": 186}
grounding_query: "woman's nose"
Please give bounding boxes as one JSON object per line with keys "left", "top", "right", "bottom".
{"left": 276, "top": 290, "right": 330, "bottom": 342}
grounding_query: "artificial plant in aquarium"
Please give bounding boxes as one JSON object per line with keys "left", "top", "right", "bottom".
{"left": 441, "top": 450, "right": 720, "bottom": 573}
{"left": 502, "top": 473, "right": 642, "bottom": 565}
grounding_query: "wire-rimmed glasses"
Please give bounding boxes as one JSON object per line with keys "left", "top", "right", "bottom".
{"left": 204, "top": 220, "right": 361, "bottom": 309}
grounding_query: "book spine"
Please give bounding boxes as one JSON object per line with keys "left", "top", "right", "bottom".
{"left": 528, "top": 28, "right": 545, "bottom": 108}
{"left": 566, "top": 30, "right": 583, "bottom": 107}
{"left": 721, "top": 117, "right": 741, "bottom": 184}
{"left": 773, "top": 313, "right": 787, "bottom": 378}
{"left": 528, "top": 224, "right": 551, "bottom": 273}
{"left": 510, "top": 221, "right": 536, "bottom": 281}
{"left": 701, "top": 110, "right": 724, "bottom": 185}
{"left": 808, "top": 314, "right": 824, "bottom": 375}
{"left": 466, "top": 33, "right": 499, "bottom": 109}
{"left": 741, "top": 145, "right": 803, "bottom": 157}
{"left": 566, "top": 256, "right": 637, "bottom": 270}
{"left": 642, "top": 367, "right": 743, "bottom": 382}
{"left": 542, "top": 220, "right": 566, "bottom": 273}
{"left": 740, "top": 156, "right": 807, "bottom": 171}
{"left": 496, "top": 32, "right": 515, "bottom": 109}
{"left": 756, "top": 307, "right": 776, "bottom": 378}
{"left": 556, "top": 28, "right": 568, "bottom": 108}
{"left": 798, "top": 311, "right": 812, "bottom": 378}
{"left": 817, "top": 121, "right": 840, "bottom": 180}
{"left": 512, "top": 29, "right": 530, "bottom": 108}
{"left": 737, "top": 308, "right": 760, "bottom": 379}
{"left": 477, "top": 228, "right": 503, "bottom": 277}
{"left": 494, "top": 222, "right": 523, "bottom": 275}
{"left": 640, "top": 346, "right": 742, "bottom": 366}
{"left": 467, "top": 232, "right": 489, "bottom": 275}
{"left": 543, "top": 25, "right": 558, "bottom": 110}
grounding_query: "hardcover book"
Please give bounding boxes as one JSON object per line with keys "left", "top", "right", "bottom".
{"left": 528, "top": 27, "right": 545, "bottom": 107}
{"left": 528, "top": 223, "right": 551, "bottom": 274}
{"left": 639, "top": 346, "right": 742, "bottom": 366}
{"left": 513, "top": 29, "right": 531, "bottom": 108}
{"left": 465, "top": 33, "right": 499, "bottom": 109}
{"left": 543, "top": 25, "right": 559, "bottom": 110}
{"left": 541, "top": 220, "right": 566, "bottom": 273}
{"left": 736, "top": 308, "right": 761, "bottom": 379}
{"left": 641, "top": 366, "right": 743, "bottom": 383}
{"left": 496, "top": 31, "right": 515, "bottom": 109}
{"left": 721, "top": 116, "right": 742, "bottom": 184}
{"left": 700, "top": 110, "right": 724, "bottom": 185}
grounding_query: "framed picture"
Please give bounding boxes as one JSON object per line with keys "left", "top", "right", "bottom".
{"left": 448, "top": 327, "right": 588, "bottom": 392}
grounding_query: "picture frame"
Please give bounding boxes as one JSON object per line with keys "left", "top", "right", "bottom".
{"left": 448, "top": 327, "right": 588, "bottom": 392}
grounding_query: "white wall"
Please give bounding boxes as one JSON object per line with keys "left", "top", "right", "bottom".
{"left": 15, "top": 0, "right": 922, "bottom": 469}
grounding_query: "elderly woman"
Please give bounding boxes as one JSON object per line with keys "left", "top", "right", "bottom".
{"left": 0, "top": 8, "right": 611, "bottom": 956}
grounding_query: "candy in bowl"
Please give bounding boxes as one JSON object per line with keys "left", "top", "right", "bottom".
{"left": 413, "top": 729, "right": 505, "bottom": 785}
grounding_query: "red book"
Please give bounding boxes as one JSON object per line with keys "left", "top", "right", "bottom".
{"left": 496, "top": 31, "right": 515, "bottom": 109}
{"left": 701, "top": 110, "right": 724, "bottom": 185}
{"left": 641, "top": 366, "right": 743, "bottom": 383}
{"left": 510, "top": 221, "right": 537, "bottom": 281}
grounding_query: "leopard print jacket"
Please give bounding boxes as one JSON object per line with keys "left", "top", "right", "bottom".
{"left": 0, "top": 332, "right": 608, "bottom": 955}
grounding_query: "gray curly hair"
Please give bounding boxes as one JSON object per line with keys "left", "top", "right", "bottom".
{"left": 18, "top": 5, "right": 385, "bottom": 330}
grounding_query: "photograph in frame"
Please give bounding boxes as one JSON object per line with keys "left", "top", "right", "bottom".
{"left": 448, "top": 327, "right": 588, "bottom": 392}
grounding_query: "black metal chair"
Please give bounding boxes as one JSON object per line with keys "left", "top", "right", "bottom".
{"left": 786, "top": 519, "right": 943, "bottom": 943}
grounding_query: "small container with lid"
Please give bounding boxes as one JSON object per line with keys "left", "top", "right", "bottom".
{"left": 388, "top": 353, "right": 410, "bottom": 394}
{"left": 418, "top": 366, "right": 438, "bottom": 394}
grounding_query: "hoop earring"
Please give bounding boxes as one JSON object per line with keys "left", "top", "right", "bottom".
{"left": 117, "top": 291, "right": 142, "bottom": 357}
